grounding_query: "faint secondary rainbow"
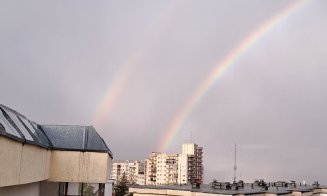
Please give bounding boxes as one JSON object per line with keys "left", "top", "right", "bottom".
{"left": 92, "top": 67, "right": 131, "bottom": 127}
{"left": 159, "top": 0, "right": 310, "bottom": 152}
{"left": 92, "top": 54, "right": 139, "bottom": 127}
{"left": 93, "top": 2, "right": 183, "bottom": 127}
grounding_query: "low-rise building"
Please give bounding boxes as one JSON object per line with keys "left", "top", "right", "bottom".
{"left": 111, "top": 160, "right": 145, "bottom": 185}
{"left": 0, "top": 104, "right": 113, "bottom": 196}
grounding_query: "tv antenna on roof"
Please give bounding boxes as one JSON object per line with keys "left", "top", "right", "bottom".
{"left": 233, "top": 144, "right": 237, "bottom": 183}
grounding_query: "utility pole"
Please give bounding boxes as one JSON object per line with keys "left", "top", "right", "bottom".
{"left": 233, "top": 144, "right": 237, "bottom": 183}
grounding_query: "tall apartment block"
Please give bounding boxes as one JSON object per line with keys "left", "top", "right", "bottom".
{"left": 144, "top": 143, "right": 203, "bottom": 185}
{"left": 145, "top": 152, "right": 158, "bottom": 185}
{"left": 182, "top": 143, "right": 204, "bottom": 184}
{"left": 111, "top": 160, "right": 145, "bottom": 185}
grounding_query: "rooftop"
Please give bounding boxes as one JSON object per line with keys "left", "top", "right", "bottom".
{"left": 130, "top": 184, "right": 326, "bottom": 195}
{"left": 0, "top": 104, "right": 112, "bottom": 157}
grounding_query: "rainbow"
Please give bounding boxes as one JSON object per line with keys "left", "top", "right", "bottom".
{"left": 92, "top": 2, "right": 182, "bottom": 127}
{"left": 92, "top": 66, "right": 131, "bottom": 127}
{"left": 92, "top": 54, "right": 140, "bottom": 127}
{"left": 158, "top": 0, "right": 310, "bottom": 152}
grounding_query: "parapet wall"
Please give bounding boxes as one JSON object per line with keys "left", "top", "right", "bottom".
{"left": 130, "top": 187, "right": 327, "bottom": 196}
{"left": 0, "top": 137, "right": 50, "bottom": 187}
{"left": 130, "top": 187, "right": 231, "bottom": 196}
{"left": 0, "top": 136, "right": 112, "bottom": 187}
{"left": 49, "top": 150, "right": 112, "bottom": 183}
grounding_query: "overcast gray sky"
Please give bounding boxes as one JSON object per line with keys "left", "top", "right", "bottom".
{"left": 1, "top": 0, "right": 327, "bottom": 184}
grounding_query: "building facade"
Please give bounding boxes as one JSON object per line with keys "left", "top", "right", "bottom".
{"left": 182, "top": 143, "right": 203, "bottom": 184}
{"left": 156, "top": 153, "right": 178, "bottom": 185}
{"left": 177, "top": 154, "right": 188, "bottom": 184}
{"left": 111, "top": 160, "right": 145, "bottom": 185}
{"left": 144, "top": 143, "right": 203, "bottom": 185}
{"left": 145, "top": 152, "right": 158, "bottom": 185}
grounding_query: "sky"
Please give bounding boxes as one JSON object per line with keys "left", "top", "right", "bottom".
{"left": 1, "top": 0, "right": 327, "bottom": 184}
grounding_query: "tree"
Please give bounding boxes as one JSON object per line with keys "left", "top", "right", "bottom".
{"left": 115, "top": 173, "right": 129, "bottom": 196}
{"left": 79, "top": 184, "right": 97, "bottom": 196}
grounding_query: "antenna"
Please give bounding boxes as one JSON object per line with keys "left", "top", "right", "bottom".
{"left": 190, "top": 131, "right": 193, "bottom": 143}
{"left": 233, "top": 144, "right": 237, "bottom": 183}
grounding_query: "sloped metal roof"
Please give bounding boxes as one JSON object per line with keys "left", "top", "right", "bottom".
{"left": 41, "top": 125, "right": 111, "bottom": 153}
{"left": 0, "top": 104, "right": 112, "bottom": 157}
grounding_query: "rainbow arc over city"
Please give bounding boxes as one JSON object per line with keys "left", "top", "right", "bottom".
{"left": 92, "top": 0, "right": 310, "bottom": 152}
{"left": 158, "top": 0, "right": 309, "bottom": 152}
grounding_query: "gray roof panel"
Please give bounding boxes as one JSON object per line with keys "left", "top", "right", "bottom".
{"left": 86, "top": 126, "right": 111, "bottom": 153}
{"left": 0, "top": 104, "right": 112, "bottom": 157}
{"left": 41, "top": 125, "right": 86, "bottom": 150}
{"left": 40, "top": 125, "right": 111, "bottom": 155}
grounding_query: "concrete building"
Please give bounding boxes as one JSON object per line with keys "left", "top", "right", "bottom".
{"left": 145, "top": 152, "right": 158, "bottom": 185}
{"left": 144, "top": 143, "right": 203, "bottom": 185}
{"left": 0, "top": 104, "right": 113, "bottom": 196}
{"left": 182, "top": 143, "right": 204, "bottom": 184}
{"left": 156, "top": 154, "right": 179, "bottom": 185}
{"left": 177, "top": 154, "right": 188, "bottom": 184}
{"left": 111, "top": 160, "right": 145, "bottom": 185}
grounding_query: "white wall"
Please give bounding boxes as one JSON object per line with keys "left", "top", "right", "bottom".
{"left": 178, "top": 154, "right": 188, "bottom": 184}
{"left": 182, "top": 144, "right": 196, "bottom": 155}
{"left": 105, "top": 179, "right": 114, "bottom": 196}
{"left": 49, "top": 151, "right": 111, "bottom": 183}
{"left": 0, "top": 137, "right": 50, "bottom": 187}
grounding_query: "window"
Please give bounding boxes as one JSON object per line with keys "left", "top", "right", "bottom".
{"left": 0, "top": 110, "right": 21, "bottom": 138}
{"left": 59, "top": 182, "right": 105, "bottom": 196}
{"left": 3, "top": 109, "right": 34, "bottom": 141}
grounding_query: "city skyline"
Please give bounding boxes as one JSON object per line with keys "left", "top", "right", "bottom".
{"left": 111, "top": 143, "right": 203, "bottom": 186}
{"left": 1, "top": 0, "right": 327, "bottom": 184}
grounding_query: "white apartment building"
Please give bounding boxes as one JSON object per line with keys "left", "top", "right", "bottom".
{"left": 156, "top": 154, "right": 178, "bottom": 185}
{"left": 145, "top": 143, "right": 203, "bottom": 185}
{"left": 177, "top": 154, "right": 188, "bottom": 184}
{"left": 145, "top": 152, "right": 158, "bottom": 185}
{"left": 111, "top": 160, "right": 145, "bottom": 185}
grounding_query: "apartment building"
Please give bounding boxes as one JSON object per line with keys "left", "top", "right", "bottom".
{"left": 144, "top": 143, "right": 203, "bottom": 185}
{"left": 111, "top": 160, "right": 145, "bottom": 185}
{"left": 182, "top": 143, "right": 204, "bottom": 184}
{"left": 145, "top": 152, "right": 158, "bottom": 185}
{"left": 177, "top": 154, "right": 188, "bottom": 184}
{"left": 156, "top": 154, "right": 178, "bottom": 185}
